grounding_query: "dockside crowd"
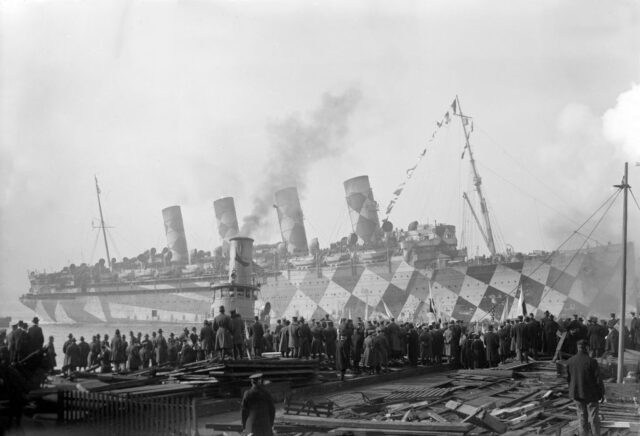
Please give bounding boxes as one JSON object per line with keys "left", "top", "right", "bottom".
{"left": 2, "top": 308, "right": 640, "bottom": 379}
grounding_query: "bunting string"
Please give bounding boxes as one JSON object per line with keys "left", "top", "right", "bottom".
{"left": 384, "top": 98, "right": 473, "bottom": 218}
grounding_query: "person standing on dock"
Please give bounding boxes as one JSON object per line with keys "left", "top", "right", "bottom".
{"left": 200, "top": 320, "right": 214, "bottom": 360}
{"left": 230, "top": 310, "right": 246, "bottom": 359}
{"left": 250, "top": 316, "right": 265, "bottom": 358}
{"left": 241, "top": 373, "right": 275, "bottom": 436}
{"left": 566, "top": 339, "right": 604, "bottom": 436}
{"left": 27, "top": 317, "right": 44, "bottom": 354}
{"left": 213, "top": 305, "right": 233, "bottom": 360}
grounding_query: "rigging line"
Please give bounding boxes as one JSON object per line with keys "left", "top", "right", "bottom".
{"left": 630, "top": 188, "right": 640, "bottom": 214}
{"left": 478, "top": 188, "right": 622, "bottom": 321}
{"left": 107, "top": 231, "right": 122, "bottom": 261}
{"left": 534, "top": 187, "right": 622, "bottom": 311}
{"left": 474, "top": 125, "right": 574, "bottom": 209}
{"left": 89, "top": 228, "right": 100, "bottom": 265}
{"left": 475, "top": 160, "right": 605, "bottom": 243}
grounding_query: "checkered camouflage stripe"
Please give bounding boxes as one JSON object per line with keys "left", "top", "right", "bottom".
{"left": 261, "top": 243, "right": 637, "bottom": 323}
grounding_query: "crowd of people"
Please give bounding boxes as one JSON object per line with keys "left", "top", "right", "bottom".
{"left": 2, "top": 309, "right": 640, "bottom": 379}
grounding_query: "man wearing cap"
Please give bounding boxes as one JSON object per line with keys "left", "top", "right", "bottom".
{"left": 27, "top": 317, "right": 44, "bottom": 354}
{"left": 567, "top": 339, "right": 604, "bottom": 436}
{"left": 241, "top": 373, "right": 275, "bottom": 436}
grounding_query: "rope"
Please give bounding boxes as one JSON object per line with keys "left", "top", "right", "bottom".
{"left": 474, "top": 188, "right": 621, "bottom": 322}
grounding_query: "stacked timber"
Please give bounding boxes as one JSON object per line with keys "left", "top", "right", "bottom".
{"left": 275, "top": 360, "right": 640, "bottom": 435}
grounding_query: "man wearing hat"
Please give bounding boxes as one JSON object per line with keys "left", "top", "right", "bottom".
{"left": 241, "top": 373, "right": 275, "bottom": 436}
{"left": 213, "top": 305, "right": 233, "bottom": 360}
{"left": 566, "top": 339, "right": 604, "bottom": 436}
{"left": 28, "top": 317, "right": 44, "bottom": 354}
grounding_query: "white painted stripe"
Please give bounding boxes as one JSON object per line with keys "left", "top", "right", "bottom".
{"left": 54, "top": 303, "right": 76, "bottom": 324}
{"left": 83, "top": 296, "right": 107, "bottom": 322}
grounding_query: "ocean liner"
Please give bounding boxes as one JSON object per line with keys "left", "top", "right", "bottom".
{"left": 19, "top": 99, "right": 638, "bottom": 325}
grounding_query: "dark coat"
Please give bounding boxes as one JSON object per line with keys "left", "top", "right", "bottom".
{"left": 323, "top": 326, "right": 337, "bottom": 358}
{"left": 78, "top": 341, "right": 91, "bottom": 367}
{"left": 155, "top": 335, "right": 168, "bottom": 364}
{"left": 231, "top": 316, "right": 246, "bottom": 345}
{"left": 484, "top": 331, "right": 499, "bottom": 363}
{"left": 250, "top": 322, "right": 265, "bottom": 349}
{"left": 567, "top": 350, "right": 604, "bottom": 403}
{"left": 336, "top": 338, "right": 350, "bottom": 372}
{"left": 513, "top": 322, "right": 527, "bottom": 350}
{"left": 200, "top": 325, "right": 215, "bottom": 351}
{"left": 28, "top": 325, "right": 44, "bottom": 353}
{"left": 241, "top": 384, "right": 275, "bottom": 436}
{"left": 288, "top": 323, "right": 300, "bottom": 348}
{"left": 279, "top": 325, "right": 289, "bottom": 351}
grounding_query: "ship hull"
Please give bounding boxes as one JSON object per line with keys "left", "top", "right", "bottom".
{"left": 20, "top": 244, "right": 638, "bottom": 324}
{"left": 20, "top": 281, "right": 212, "bottom": 324}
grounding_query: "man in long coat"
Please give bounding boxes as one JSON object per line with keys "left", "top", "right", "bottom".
{"left": 323, "top": 321, "right": 337, "bottom": 363}
{"left": 484, "top": 325, "right": 500, "bottom": 367}
{"left": 241, "top": 373, "right": 275, "bottom": 436}
{"left": 335, "top": 330, "right": 350, "bottom": 381}
{"left": 567, "top": 339, "right": 604, "bottom": 436}
{"left": 386, "top": 318, "right": 402, "bottom": 359}
{"left": 27, "top": 317, "right": 44, "bottom": 354}
{"left": 213, "top": 305, "right": 233, "bottom": 360}
{"left": 288, "top": 317, "right": 300, "bottom": 358}
{"left": 279, "top": 320, "right": 290, "bottom": 357}
{"left": 513, "top": 316, "right": 528, "bottom": 363}
{"left": 362, "top": 330, "right": 378, "bottom": 375}
{"left": 231, "top": 310, "right": 246, "bottom": 359}
{"left": 310, "top": 321, "right": 324, "bottom": 359}
{"left": 250, "top": 316, "right": 265, "bottom": 357}
{"left": 543, "top": 315, "right": 559, "bottom": 355}
{"left": 200, "top": 320, "right": 215, "bottom": 359}
{"left": 297, "top": 318, "right": 311, "bottom": 359}
{"left": 155, "top": 329, "right": 168, "bottom": 365}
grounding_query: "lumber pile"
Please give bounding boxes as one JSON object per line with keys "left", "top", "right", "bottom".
{"left": 70, "top": 357, "right": 319, "bottom": 399}
{"left": 278, "top": 361, "right": 640, "bottom": 435}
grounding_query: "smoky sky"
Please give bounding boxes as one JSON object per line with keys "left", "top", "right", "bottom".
{"left": 240, "top": 87, "right": 362, "bottom": 236}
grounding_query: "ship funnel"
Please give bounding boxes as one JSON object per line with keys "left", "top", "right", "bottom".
{"left": 228, "top": 237, "right": 254, "bottom": 285}
{"left": 274, "top": 187, "right": 309, "bottom": 256}
{"left": 344, "top": 175, "right": 381, "bottom": 245}
{"left": 162, "top": 206, "right": 189, "bottom": 264}
{"left": 213, "top": 197, "right": 240, "bottom": 241}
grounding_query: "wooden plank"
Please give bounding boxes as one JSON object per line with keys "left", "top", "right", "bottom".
{"left": 328, "top": 427, "right": 466, "bottom": 436}
{"left": 275, "top": 414, "right": 474, "bottom": 433}
{"left": 552, "top": 331, "right": 567, "bottom": 362}
{"left": 445, "top": 400, "right": 507, "bottom": 434}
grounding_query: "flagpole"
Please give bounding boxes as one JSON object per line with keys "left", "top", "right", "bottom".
{"left": 615, "top": 162, "right": 629, "bottom": 384}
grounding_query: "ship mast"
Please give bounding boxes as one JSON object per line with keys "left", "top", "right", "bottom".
{"left": 615, "top": 162, "right": 629, "bottom": 383}
{"left": 456, "top": 96, "right": 497, "bottom": 256}
{"left": 94, "top": 176, "right": 112, "bottom": 271}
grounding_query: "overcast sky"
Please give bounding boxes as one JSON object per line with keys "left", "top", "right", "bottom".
{"left": 1, "top": 0, "right": 639, "bottom": 318}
